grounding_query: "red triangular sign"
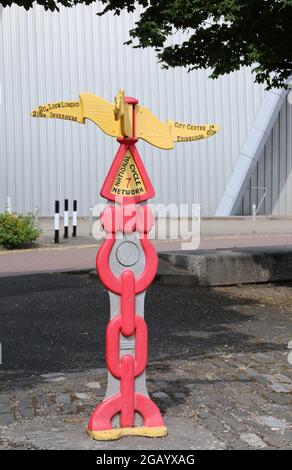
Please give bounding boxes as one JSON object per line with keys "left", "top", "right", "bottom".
{"left": 100, "top": 142, "right": 155, "bottom": 203}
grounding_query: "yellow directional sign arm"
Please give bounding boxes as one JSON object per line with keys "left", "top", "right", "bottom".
{"left": 168, "top": 121, "right": 220, "bottom": 143}
{"left": 31, "top": 90, "right": 220, "bottom": 149}
{"left": 80, "top": 93, "right": 121, "bottom": 137}
{"left": 135, "top": 108, "right": 220, "bottom": 149}
{"left": 31, "top": 99, "right": 85, "bottom": 123}
{"left": 31, "top": 93, "right": 122, "bottom": 138}
{"left": 136, "top": 106, "right": 174, "bottom": 150}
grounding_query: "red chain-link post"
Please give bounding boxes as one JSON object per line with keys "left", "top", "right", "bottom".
{"left": 87, "top": 97, "right": 168, "bottom": 440}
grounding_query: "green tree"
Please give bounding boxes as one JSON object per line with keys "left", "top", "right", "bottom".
{"left": 1, "top": 0, "right": 292, "bottom": 88}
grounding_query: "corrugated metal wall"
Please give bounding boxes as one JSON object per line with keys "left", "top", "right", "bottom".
{"left": 0, "top": 5, "right": 270, "bottom": 216}
{"left": 240, "top": 98, "right": 292, "bottom": 215}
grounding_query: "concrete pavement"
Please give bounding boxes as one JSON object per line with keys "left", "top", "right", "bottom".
{"left": 37, "top": 215, "right": 292, "bottom": 237}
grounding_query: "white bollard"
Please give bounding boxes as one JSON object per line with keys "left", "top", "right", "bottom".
{"left": 63, "top": 199, "right": 69, "bottom": 239}
{"left": 54, "top": 200, "right": 60, "bottom": 243}
{"left": 252, "top": 204, "right": 256, "bottom": 233}
{"left": 72, "top": 200, "right": 77, "bottom": 237}
{"left": 6, "top": 196, "right": 12, "bottom": 214}
{"left": 34, "top": 206, "right": 39, "bottom": 225}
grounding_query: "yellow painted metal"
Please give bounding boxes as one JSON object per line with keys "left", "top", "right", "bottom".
{"left": 114, "top": 88, "right": 133, "bottom": 137}
{"left": 114, "top": 88, "right": 125, "bottom": 121}
{"left": 31, "top": 94, "right": 121, "bottom": 137}
{"left": 31, "top": 99, "right": 85, "bottom": 123}
{"left": 80, "top": 93, "right": 121, "bottom": 137}
{"left": 110, "top": 149, "right": 146, "bottom": 197}
{"left": 31, "top": 89, "right": 220, "bottom": 149}
{"left": 122, "top": 104, "right": 133, "bottom": 138}
{"left": 136, "top": 105, "right": 174, "bottom": 150}
{"left": 87, "top": 426, "right": 168, "bottom": 441}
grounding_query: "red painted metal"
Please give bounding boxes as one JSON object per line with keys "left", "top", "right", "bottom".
{"left": 136, "top": 205, "right": 155, "bottom": 236}
{"left": 135, "top": 393, "right": 165, "bottom": 427}
{"left": 106, "top": 314, "right": 148, "bottom": 378}
{"left": 125, "top": 96, "right": 139, "bottom": 105}
{"left": 88, "top": 130, "right": 165, "bottom": 434}
{"left": 100, "top": 141, "right": 155, "bottom": 204}
{"left": 124, "top": 96, "right": 138, "bottom": 138}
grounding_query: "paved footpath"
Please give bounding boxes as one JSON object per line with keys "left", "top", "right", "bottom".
{"left": 1, "top": 234, "right": 292, "bottom": 277}
{"left": 0, "top": 274, "right": 292, "bottom": 449}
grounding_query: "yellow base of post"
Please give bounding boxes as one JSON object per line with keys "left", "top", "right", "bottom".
{"left": 87, "top": 426, "right": 168, "bottom": 441}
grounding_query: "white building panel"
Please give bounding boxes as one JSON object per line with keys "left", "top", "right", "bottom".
{"left": 0, "top": 5, "right": 272, "bottom": 216}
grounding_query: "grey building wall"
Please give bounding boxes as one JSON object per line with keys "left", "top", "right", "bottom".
{"left": 1, "top": 4, "right": 289, "bottom": 217}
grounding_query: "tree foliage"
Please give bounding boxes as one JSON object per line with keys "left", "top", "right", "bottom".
{"left": 1, "top": 0, "right": 292, "bottom": 88}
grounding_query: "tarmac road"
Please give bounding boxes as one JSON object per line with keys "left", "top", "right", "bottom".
{"left": 0, "top": 272, "right": 291, "bottom": 385}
